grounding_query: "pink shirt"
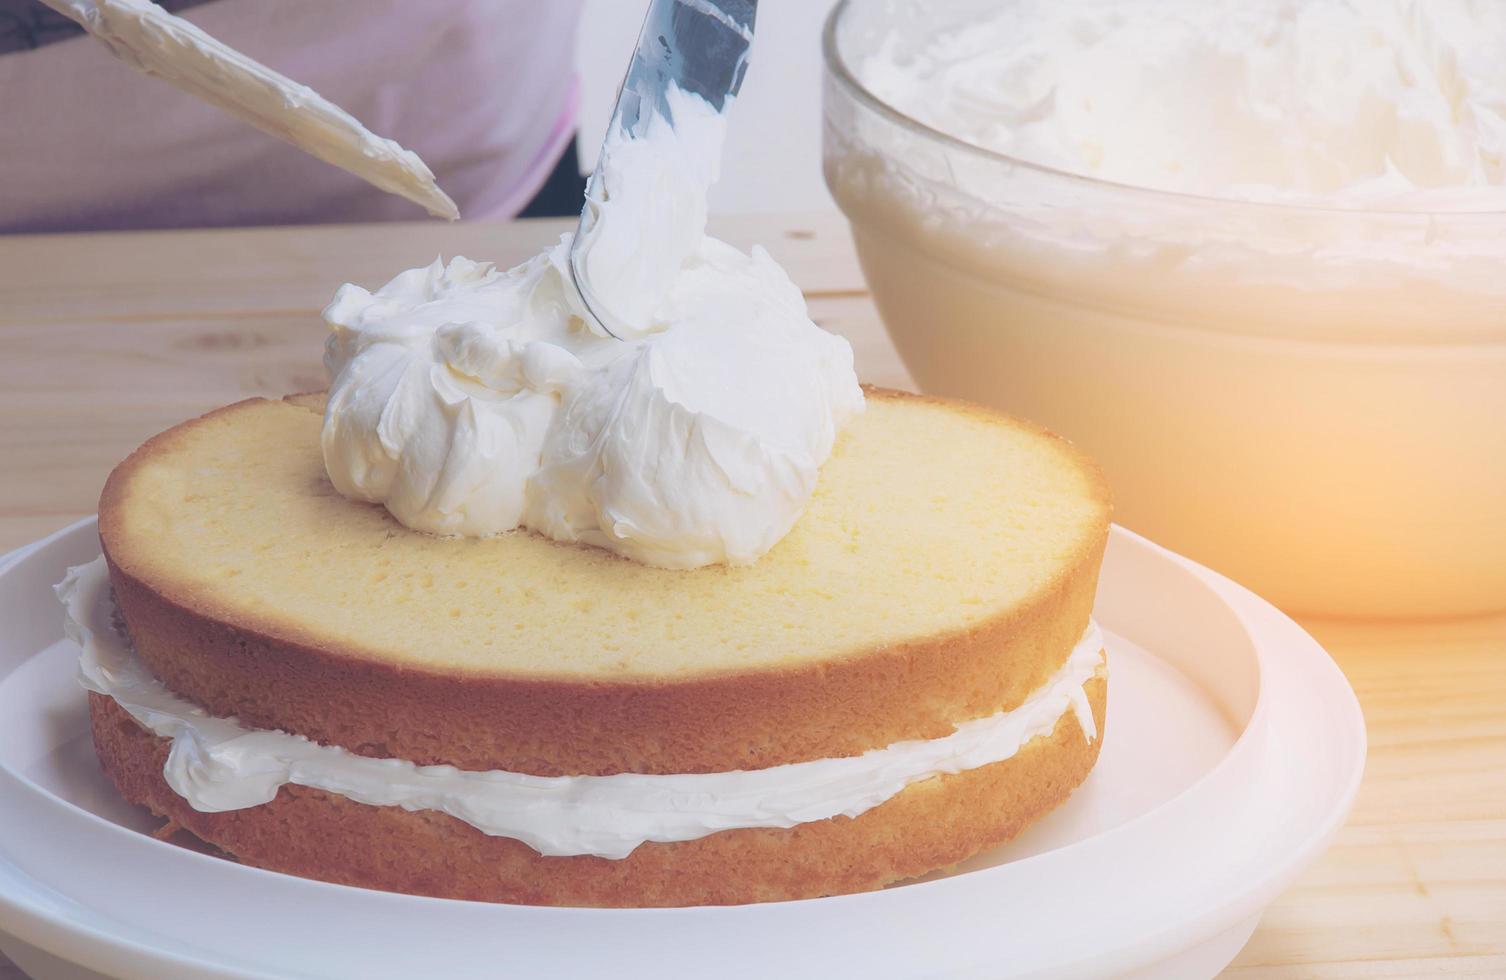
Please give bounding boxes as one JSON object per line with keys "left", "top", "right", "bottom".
{"left": 0, "top": 0, "right": 582, "bottom": 232}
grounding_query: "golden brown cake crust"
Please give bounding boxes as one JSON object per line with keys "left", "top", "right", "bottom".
{"left": 89, "top": 678, "right": 1107, "bottom": 907}
{"left": 96, "top": 389, "right": 1111, "bottom": 776}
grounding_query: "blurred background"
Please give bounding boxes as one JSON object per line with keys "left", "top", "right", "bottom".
{"left": 0, "top": 0, "right": 835, "bottom": 231}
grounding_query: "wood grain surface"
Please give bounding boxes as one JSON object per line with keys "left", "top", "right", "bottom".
{"left": 1, "top": 215, "right": 1502, "bottom": 979}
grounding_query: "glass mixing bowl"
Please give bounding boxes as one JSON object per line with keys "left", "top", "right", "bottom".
{"left": 822, "top": 0, "right": 1506, "bottom": 617}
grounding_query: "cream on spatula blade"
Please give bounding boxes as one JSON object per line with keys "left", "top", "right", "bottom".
{"left": 569, "top": 0, "right": 757, "bottom": 338}
{"left": 39, "top": 0, "right": 459, "bottom": 219}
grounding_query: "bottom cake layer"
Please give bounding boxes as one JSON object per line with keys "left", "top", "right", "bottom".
{"left": 89, "top": 679, "right": 1107, "bottom": 907}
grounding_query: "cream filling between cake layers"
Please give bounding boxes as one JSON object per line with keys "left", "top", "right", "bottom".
{"left": 60, "top": 557, "right": 1104, "bottom": 860}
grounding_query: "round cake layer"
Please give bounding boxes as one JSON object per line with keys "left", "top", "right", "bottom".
{"left": 99, "top": 389, "right": 1110, "bottom": 775}
{"left": 90, "top": 680, "right": 1107, "bottom": 906}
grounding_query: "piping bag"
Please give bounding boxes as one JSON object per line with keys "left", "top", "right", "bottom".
{"left": 37, "top": 0, "right": 459, "bottom": 219}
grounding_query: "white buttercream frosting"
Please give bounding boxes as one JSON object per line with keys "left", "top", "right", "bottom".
{"left": 858, "top": 0, "right": 1506, "bottom": 209}
{"left": 321, "top": 88, "right": 863, "bottom": 569}
{"left": 40, "top": 0, "right": 457, "bottom": 219}
{"left": 60, "top": 556, "right": 1104, "bottom": 860}
{"left": 573, "top": 84, "right": 729, "bottom": 337}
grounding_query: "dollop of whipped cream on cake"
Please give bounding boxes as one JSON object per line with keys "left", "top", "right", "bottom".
{"left": 321, "top": 90, "right": 863, "bottom": 569}
{"left": 860, "top": 0, "right": 1506, "bottom": 208}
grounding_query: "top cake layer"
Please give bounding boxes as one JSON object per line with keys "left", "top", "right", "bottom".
{"left": 98, "top": 390, "right": 1108, "bottom": 774}
{"left": 101, "top": 390, "right": 1108, "bottom": 681}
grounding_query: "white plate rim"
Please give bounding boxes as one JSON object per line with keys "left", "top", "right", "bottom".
{"left": 0, "top": 517, "right": 1366, "bottom": 980}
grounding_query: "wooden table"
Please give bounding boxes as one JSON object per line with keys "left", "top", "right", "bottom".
{"left": 1, "top": 215, "right": 1502, "bottom": 978}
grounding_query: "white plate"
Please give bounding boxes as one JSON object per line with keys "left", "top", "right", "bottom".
{"left": 0, "top": 519, "right": 1364, "bottom": 980}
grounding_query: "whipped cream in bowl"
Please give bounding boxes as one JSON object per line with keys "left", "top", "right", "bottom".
{"left": 823, "top": 0, "right": 1506, "bottom": 617}
{"left": 856, "top": 0, "right": 1506, "bottom": 209}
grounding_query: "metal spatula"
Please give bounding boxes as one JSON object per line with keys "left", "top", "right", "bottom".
{"left": 569, "top": 0, "right": 758, "bottom": 339}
